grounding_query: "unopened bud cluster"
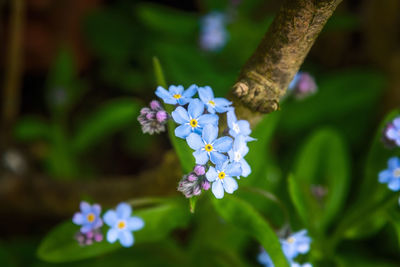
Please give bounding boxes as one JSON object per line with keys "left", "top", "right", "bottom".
{"left": 178, "top": 165, "right": 210, "bottom": 198}
{"left": 138, "top": 100, "right": 169, "bottom": 134}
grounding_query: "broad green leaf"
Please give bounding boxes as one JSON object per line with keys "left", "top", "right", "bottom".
{"left": 14, "top": 116, "right": 50, "bottom": 142}
{"left": 37, "top": 198, "right": 190, "bottom": 263}
{"left": 289, "top": 128, "right": 350, "bottom": 234}
{"left": 72, "top": 98, "right": 140, "bottom": 154}
{"left": 213, "top": 195, "right": 289, "bottom": 267}
{"left": 387, "top": 207, "right": 400, "bottom": 248}
{"left": 153, "top": 57, "right": 166, "bottom": 88}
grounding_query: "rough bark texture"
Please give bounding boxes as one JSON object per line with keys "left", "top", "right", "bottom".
{"left": 232, "top": 0, "right": 342, "bottom": 116}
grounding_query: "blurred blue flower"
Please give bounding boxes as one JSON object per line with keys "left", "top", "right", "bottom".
{"left": 186, "top": 124, "right": 232, "bottom": 165}
{"left": 258, "top": 250, "right": 274, "bottom": 267}
{"left": 206, "top": 160, "right": 241, "bottom": 199}
{"left": 198, "top": 86, "right": 231, "bottom": 113}
{"left": 281, "top": 230, "right": 311, "bottom": 260}
{"left": 172, "top": 99, "right": 219, "bottom": 138}
{"left": 103, "top": 202, "right": 144, "bottom": 247}
{"left": 72, "top": 201, "right": 103, "bottom": 234}
{"left": 155, "top": 84, "right": 197, "bottom": 105}
{"left": 291, "top": 262, "right": 312, "bottom": 267}
{"left": 227, "top": 109, "right": 255, "bottom": 141}
{"left": 385, "top": 117, "right": 400, "bottom": 147}
{"left": 288, "top": 72, "right": 317, "bottom": 100}
{"left": 228, "top": 135, "right": 251, "bottom": 177}
{"left": 379, "top": 157, "right": 400, "bottom": 191}
{"left": 200, "top": 12, "right": 228, "bottom": 52}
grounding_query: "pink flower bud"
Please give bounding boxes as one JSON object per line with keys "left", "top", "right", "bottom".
{"left": 193, "top": 165, "right": 205, "bottom": 176}
{"left": 86, "top": 231, "right": 94, "bottom": 239}
{"left": 188, "top": 174, "right": 198, "bottom": 182}
{"left": 193, "top": 186, "right": 202, "bottom": 196}
{"left": 202, "top": 180, "right": 211, "bottom": 190}
{"left": 94, "top": 233, "right": 103, "bottom": 242}
{"left": 140, "top": 107, "right": 150, "bottom": 115}
{"left": 156, "top": 110, "right": 168, "bottom": 123}
{"left": 150, "top": 100, "right": 162, "bottom": 110}
{"left": 146, "top": 112, "right": 155, "bottom": 120}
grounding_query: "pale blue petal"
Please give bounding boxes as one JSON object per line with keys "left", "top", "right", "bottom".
{"left": 80, "top": 201, "right": 91, "bottom": 213}
{"left": 212, "top": 180, "right": 225, "bottom": 199}
{"left": 171, "top": 106, "right": 189, "bottom": 124}
{"left": 206, "top": 166, "right": 218, "bottom": 182}
{"left": 202, "top": 124, "right": 218, "bottom": 144}
{"left": 226, "top": 162, "right": 242, "bottom": 177}
{"left": 92, "top": 204, "right": 101, "bottom": 216}
{"left": 219, "top": 160, "right": 229, "bottom": 172}
{"left": 214, "top": 97, "right": 231, "bottom": 107}
{"left": 213, "top": 136, "right": 233, "bottom": 152}
{"left": 246, "top": 136, "right": 257, "bottom": 142}
{"left": 393, "top": 118, "right": 400, "bottom": 128}
{"left": 237, "top": 120, "right": 251, "bottom": 136}
{"left": 186, "top": 133, "right": 204, "bottom": 150}
{"left": 72, "top": 212, "right": 84, "bottom": 225}
{"left": 116, "top": 203, "right": 132, "bottom": 219}
{"left": 198, "top": 114, "right": 218, "bottom": 126}
{"left": 188, "top": 99, "right": 204, "bottom": 119}
{"left": 210, "top": 151, "right": 227, "bottom": 165}
{"left": 386, "top": 128, "right": 398, "bottom": 139}
{"left": 198, "top": 86, "right": 214, "bottom": 103}
{"left": 177, "top": 98, "right": 190, "bottom": 105}
{"left": 155, "top": 86, "right": 176, "bottom": 105}
{"left": 379, "top": 170, "right": 392, "bottom": 183}
{"left": 240, "top": 158, "right": 251, "bottom": 177}
{"left": 227, "top": 109, "right": 237, "bottom": 129}
{"left": 183, "top": 84, "right": 198, "bottom": 98}
{"left": 119, "top": 231, "right": 134, "bottom": 247}
{"left": 175, "top": 124, "right": 192, "bottom": 139}
{"left": 169, "top": 85, "right": 184, "bottom": 95}
{"left": 388, "top": 179, "right": 400, "bottom": 191}
{"left": 193, "top": 150, "right": 209, "bottom": 165}
{"left": 93, "top": 217, "right": 103, "bottom": 229}
{"left": 106, "top": 228, "right": 118, "bottom": 243}
{"left": 223, "top": 176, "right": 238, "bottom": 193}
{"left": 206, "top": 104, "right": 216, "bottom": 114}
{"left": 127, "top": 217, "right": 145, "bottom": 231}
{"left": 80, "top": 224, "right": 92, "bottom": 234}
{"left": 258, "top": 250, "right": 274, "bottom": 267}
{"left": 228, "top": 149, "right": 234, "bottom": 161}
{"left": 388, "top": 157, "right": 400, "bottom": 169}
{"left": 103, "top": 210, "right": 118, "bottom": 226}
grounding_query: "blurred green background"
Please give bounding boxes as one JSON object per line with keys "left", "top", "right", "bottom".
{"left": 1, "top": 0, "right": 400, "bottom": 266}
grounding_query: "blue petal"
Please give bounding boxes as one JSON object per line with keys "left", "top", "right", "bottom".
{"left": 198, "top": 86, "right": 214, "bottom": 103}
{"left": 175, "top": 124, "right": 192, "bottom": 139}
{"left": 388, "top": 179, "right": 400, "bottom": 191}
{"left": 258, "top": 250, "right": 274, "bottom": 267}
{"left": 72, "top": 213, "right": 84, "bottom": 225}
{"left": 223, "top": 176, "right": 238, "bottom": 193}
{"left": 92, "top": 204, "right": 101, "bottom": 216}
{"left": 393, "top": 118, "right": 400, "bottom": 129}
{"left": 226, "top": 162, "right": 242, "bottom": 177}
{"left": 171, "top": 106, "right": 189, "bottom": 124}
{"left": 227, "top": 109, "right": 237, "bottom": 129}
{"left": 119, "top": 231, "right": 134, "bottom": 247}
{"left": 388, "top": 157, "right": 400, "bottom": 169}
{"left": 206, "top": 166, "right": 218, "bottom": 182}
{"left": 212, "top": 180, "right": 224, "bottom": 199}
{"left": 106, "top": 228, "right": 118, "bottom": 243}
{"left": 183, "top": 84, "right": 198, "bottom": 98}
{"left": 127, "top": 217, "right": 145, "bottom": 231}
{"left": 188, "top": 99, "right": 204, "bottom": 119}
{"left": 198, "top": 114, "right": 219, "bottom": 126}
{"left": 237, "top": 120, "right": 251, "bottom": 136}
{"left": 155, "top": 86, "right": 176, "bottom": 105}
{"left": 103, "top": 210, "right": 118, "bottom": 226}
{"left": 202, "top": 124, "right": 218, "bottom": 144}
{"left": 193, "top": 150, "right": 209, "bottom": 165}
{"left": 214, "top": 97, "right": 232, "bottom": 107}
{"left": 169, "top": 85, "right": 184, "bottom": 95}
{"left": 80, "top": 224, "right": 92, "bottom": 234}
{"left": 177, "top": 97, "right": 190, "bottom": 105}
{"left": 387, "top": 128, "right": 398, "bottom": 139}
{"left": 116, "top": 203, "right": 132, "bottom": 219}
{"left": 240, "top": 158, "right": 251, "bottom": 177}
{"left": 210, "top": 151, "right": 227, "bottom": 165}
{"left": 186, "top": 133, "right": 204, "bottom": 150}
{"left": 213, "top": 136, "right": 233, "bottom": 152}
{"left": 80, "top": 201, "right": 91, "bottom": 213}
{"left": 379, "top": 170, "right": 392, "bottom": 183}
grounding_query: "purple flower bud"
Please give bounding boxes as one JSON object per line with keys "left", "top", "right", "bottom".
{"left": 94, "top": 233, "right": 103, "bottom": 242}
{"left": 188, "top": 173, "right": 198, "bottom": 182}
{"left": 193, "top": 165, "right": 206, "bottom": 176}
{"left": 86, "top": 231, "right": 94, "bottom": 239}
{"left": 202, "top": 180, "right": 211, "bottom": 190}
{"left": 150, "top": 100, "right": 162, "bottom": 110}
{"left": 146, "top": 112, "right": 155, "bottom": 120}
{"left": 85, "top": 239, "right": 93, "bottom": 246}
{"left": 193, "top": 186, "right": 202, "bottom": 196}
{"left": 156, "top": 110, "right": 168, "bottom": 123}
{"left": 140, "top": 107, "right": 151, "bottom": 115}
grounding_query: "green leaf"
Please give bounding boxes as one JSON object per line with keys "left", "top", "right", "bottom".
{"left": 37, "top": 198, "right": 190, "bottom": 263}
{"left": 213, "top": 195, "right": 289, "bottom": 267}
{"left": 14, "top": 116, "right": 50, "bottom": 142}
{"left": 153, "top": 57, "right": 167, "bottom": 88}
{"left": 72, "top": 98, "right": 140, "bottom": 154}
{"left": 289, "top": 128, "right": 350, "bottom": 234}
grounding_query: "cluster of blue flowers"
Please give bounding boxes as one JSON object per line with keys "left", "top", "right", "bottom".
{"left": 72, "top": 201, "right": 144, "bottom": 247}
{"left": 379, "top": 117, "right": 400, "bottom": 200}
{"left": 258, "top": 230, "right": 312, "bottom": 267}
{"left": 154, "top": 84, "right": 255, "bottom": 199}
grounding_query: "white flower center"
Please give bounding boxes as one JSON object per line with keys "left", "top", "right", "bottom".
{"left": 393, "top": 168, "right": 400, "bottom": 178}
{"left": 234, "top": 151, "right": 241, "bottom": 162}
{"left": 232, "top": 123, "right": 240, "bottom": 134}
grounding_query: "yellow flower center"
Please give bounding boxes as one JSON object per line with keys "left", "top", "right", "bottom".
{"left": 87, "top": 213, "right": 95, "bottom": 223}
{"left": 117, "top": 220, "right": 126, "bottom": 229}
{"left": 208, "top": 100, "right": 215, "bottom": 106}
{"left": 394, "top": 168, "right": 400, "bottom": 178}
{"left": 287, "top": 237, "right": 295, "bottom": 244}
{"left": 218, "top": 172, "right": 226, "bottom": 179}
{"left": 173, "top": 94, "right": 182, "bottom": 99}
{"left": 190, "top": 119, "right": 198, "bottom": 128}
{"left": 205, "top": 144, "right": 213, "bottom": 152}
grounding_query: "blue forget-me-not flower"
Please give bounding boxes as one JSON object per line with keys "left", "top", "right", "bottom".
{"left": 72, "top": 201, "right": 103, "bottom": 234}
{"left": 172, "top": 99, "right": 219, "bottom": 138}
{"left": 228, "top": 134, "right": 251, "bottom": 177}
{"left": 385, "top": 117, "right": 400, "bottom": 147}
{"left": 199, "top": 12, "right": 229, "bottom": 52}
{"left": 379, "top": 157, "right": 400, "bottom": 191}
{"left": 103, "top": 202, "right": 144, "bottom": 247}
{"left": 198, "top": 86, "right": 232, "bottom": 113}
{"left": 155, "top": 85, "right": 197, "bottom": 105}
{"left": 206, "top": 160, "right": 241, "bottom": 199}
{"left": 186, "top": 124, "right": 233, "bottom": 165}
{"left": 281, "top": 230, "right": 311, "bottom": 260}
{"left": 227, "top": 109, "right": 255, "bottom": 141}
